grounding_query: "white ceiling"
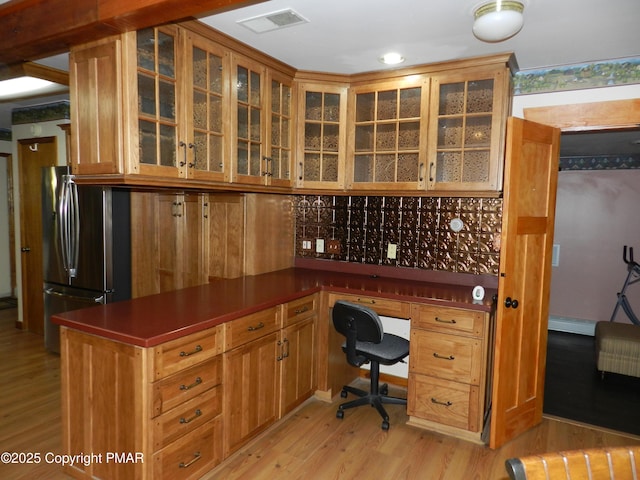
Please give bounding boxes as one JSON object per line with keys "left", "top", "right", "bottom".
{"left": 2, "top": 0, "right": 640, "bottom": 154}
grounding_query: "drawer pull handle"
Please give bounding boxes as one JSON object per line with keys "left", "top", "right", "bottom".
{"left": 180, "top": 377, "right": 202, "bottom": 391}
{"left": 433, "top": 353, "right": 455, "bottom": 361}
{"left": 431, "top": 398, "right": 453, "bottom": 407}
{"left": 180, "top": 345, "right": 203, "bottom": 357}
{"left": 248, "top": 322, "right": 265, "bottom": 332}
{"left": 356, "top": 298, "right": 376, "bottom": 304}
{"left": 179, "top": 409, "right": 202, "bottom": 424}
{"left": 435, "top": 317, "right": 456, "bottom": 324}
{"left": 179, "top": 451, "right": 201, "bottom": 468}
{"left": 294, "top": 306, "right": 309, "bottom": 315}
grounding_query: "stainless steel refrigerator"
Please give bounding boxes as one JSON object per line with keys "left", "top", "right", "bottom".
{"left": 42, "top": 166, "right": 131, "bottom": 352}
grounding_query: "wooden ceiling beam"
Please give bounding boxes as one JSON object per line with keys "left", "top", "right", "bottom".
{"left": 0, "top": 0, "right": 262, "bottom": 66}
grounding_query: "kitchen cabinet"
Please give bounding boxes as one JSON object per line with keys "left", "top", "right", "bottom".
{"left": 426, "top": 66, "right": 511, "bottom": 192}
{"left": 279, "top": 294, "right": 317, "bottom": 416}
{"left": 296, "top": 82, "right": 348, "bottom": 189}
{"left": 71, "top": 21, "right": 513, "bottom": 195}
{"left": 407, "top": 303, "right": 491, "bottom": 444}
{"left": 231, "top": 54, "right": 294, "bottom": 187}
{"left": 130, "top": 191, "right": 207, "bottom": 297}
{"left": 222, "top": 295, "right": 317, "bottom": 456}
{"left": 206, "top": 193, "right": 294, "bottom": 279}
{"left": 266, "top": 70, "right": 294, "bottom": 187}
{"left": 347, "top": 77, "right": 430, "bottom": 191}
{"left": 184, "top": 31, "right": 230, "bottom": 182}
{"left": 60, "top": 323, "right": 225, "bottom": 480}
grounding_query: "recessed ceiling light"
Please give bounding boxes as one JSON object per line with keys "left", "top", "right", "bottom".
{"left": 379, "top": 52, "right": 405, "bottom": 65}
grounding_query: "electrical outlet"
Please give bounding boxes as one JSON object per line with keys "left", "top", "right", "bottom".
{"left": 327, "top": 239, "right": 341, "bottom": 255}
{"left": 387, "top": 243, "right": 397, "bottom": 260}
{"left": 315, "top": 238, "right": 325, "bottom": 253}
{"left": 302, "top": 239, "right": 313, "bottom": 251}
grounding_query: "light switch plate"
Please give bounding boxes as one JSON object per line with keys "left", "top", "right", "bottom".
{"left": 315, "top": 238, "right": 325, "bottom": 253}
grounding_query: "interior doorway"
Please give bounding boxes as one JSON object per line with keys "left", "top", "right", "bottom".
{"left": 18, "top": 137, "right": 57, "bottom": 335}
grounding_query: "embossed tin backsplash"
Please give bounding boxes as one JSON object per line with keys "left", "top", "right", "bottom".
{"left": 294, "top": 195, "right": 503, "bottom": 276}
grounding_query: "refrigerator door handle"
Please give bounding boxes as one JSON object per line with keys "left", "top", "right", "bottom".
{"left": 68, "top": 177, "right": 79, "bottom": 278}
{"left": 44, "top": 288, "right": 105, "bottom": 304}
{"left": 59, "top": 175, "right": 79, "bottom": 279}
{"left": 57, "top": 175, "right": 69, "bottom": 277}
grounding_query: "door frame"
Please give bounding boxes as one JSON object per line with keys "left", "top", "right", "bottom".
{"left": 524, "top": 98, "right": 640, "bottom": 131}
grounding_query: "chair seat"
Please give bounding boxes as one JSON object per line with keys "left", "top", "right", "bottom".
{"left": 344, "top": 333, "right": 410, "bottom": 366}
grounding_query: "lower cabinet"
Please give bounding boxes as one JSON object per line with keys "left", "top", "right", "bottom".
{"left": 223, "top": 294, "right": 318, "bottom": 457}
{"left": 406, "top": 304, "right": 491, "bottom": 444}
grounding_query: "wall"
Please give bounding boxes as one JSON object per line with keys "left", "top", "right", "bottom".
{"left": 0, "top": 139, "right": 11, "bottom": 297}
{"left": 550, "top": 169, "right": 640, "bottom": 326}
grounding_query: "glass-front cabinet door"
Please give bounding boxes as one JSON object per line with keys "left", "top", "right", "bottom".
{"left": 135, "top": 25, "right": 182, "bottom": 178}
{"left": 186, "top": 33, "right": 229, "bottom": 182}
{"left": 347, "top": 77, "right": 430, "bottom": 191}
{"left": 296, "top": 83, "right": 347, "bottom": 190}
{"left": 427, "top": 68, "right": 510, "bottom": 191}
{"left": 232, "top": 55, "right": 265, "bottom": 186}
{"left": 266, "top": 71, "right": 293, "bottom": 187}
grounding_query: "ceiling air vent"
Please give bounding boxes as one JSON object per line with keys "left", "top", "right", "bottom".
{"left": 238, "top": 9, "right": 309, "bottom": 34}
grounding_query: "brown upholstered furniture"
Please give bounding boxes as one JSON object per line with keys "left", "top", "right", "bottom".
{"left": 595, "top": 321, "right": 640, "bottom": 378}
{"left": 505, "top": 445, "right": 640, "bottom": 480}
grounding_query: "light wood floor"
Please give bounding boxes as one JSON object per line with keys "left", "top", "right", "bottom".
{"left": 2, "top": 307, "right": 639, "bottom": 480}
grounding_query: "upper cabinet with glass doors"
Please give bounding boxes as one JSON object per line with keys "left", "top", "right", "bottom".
{"left": 426, "top": 66, "right": 511, "bottom": 192}
{"left": 346, "top": 77, "right": 430, "bottom": 191}
{"left": 186, "top": 32, "right": 230, "bottom": 182}
{"left": 296, "top": 83, "right": 348, "bottom": 190}
{"left": 135, "top": 26, "right": 182, "bottom": 178}
{"left": 231, "top": 54, "right": 294, "bottom": 187}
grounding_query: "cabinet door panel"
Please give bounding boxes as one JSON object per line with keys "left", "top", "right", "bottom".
{"left": 280, "top": 316, "right": 316, "bottom": 416}
{"left": 223, "top": 332, "right": 279, "bottom": 456}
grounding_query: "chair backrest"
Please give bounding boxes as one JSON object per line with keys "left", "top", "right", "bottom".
{"left": 505, "top": 445, "right": 640, "bottom": 480}
{"left": 332, "top": 300, "right": 384, "bottom": 368}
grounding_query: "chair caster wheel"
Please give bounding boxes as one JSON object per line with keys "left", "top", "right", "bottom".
{"left": 381, "top": 420, "right": 389, "bottom": 430}
{"left": 340, "top": 389, "right": 348, "bottom": 398}
{"left": 381, "top": 385, "right": 388, "bottom": 395}
{"left": 336, "top": 409, "right": 344, "bottom": 419}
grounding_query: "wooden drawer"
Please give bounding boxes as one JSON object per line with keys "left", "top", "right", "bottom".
{"left": 283, "top": 294, "right": 317, "bottom": 326}
{"left": 327, "top": 293, "right": 410, "bottom": 319}
{"left": 153, "top": 385, "right": 222, "bottom": 451}
{"left": 152, "top": 356, "right": 222, "bottom": 417}
{"left": 411, "top": 304, "right": 486, "bottom": 337}
{"left": 151, "top": 326, "right": 223, "bottom": 380}
{"left": 408, "top": 373, "right": 481, "bottom": 431}
{"left": 224, "top": 306, "right": 280, "bottom": 350}
{"left": 152, "top": 416, "right": 223, "bottom": 480}
{"left": 409, "top": 329, "right": 483, "bottom": 385}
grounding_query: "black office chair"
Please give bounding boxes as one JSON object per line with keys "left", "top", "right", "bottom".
{"left": 332, "top": 300, "right": 410, "bottom": 430}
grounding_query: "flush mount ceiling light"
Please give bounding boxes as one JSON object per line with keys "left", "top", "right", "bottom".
{"left": 379, "top": 52, "right": 405, "bottom": 65}
{"left": 473, "top": 0, "right": 525, "bottom": 43}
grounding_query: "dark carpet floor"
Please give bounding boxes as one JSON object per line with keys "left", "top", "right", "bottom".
{"left": 544, "top": 330, "right": 640, "bottom": 436}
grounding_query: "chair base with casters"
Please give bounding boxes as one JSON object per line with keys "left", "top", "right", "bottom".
{"left": 336, "top": 361, "right": 407, "bottom": 431}
{"left": 332, "top": 300, "right": 410, "bottom": 430}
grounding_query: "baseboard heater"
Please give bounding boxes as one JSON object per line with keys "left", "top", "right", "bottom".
{"left": 548, "top": 316, "right": 597, "bottom": 336}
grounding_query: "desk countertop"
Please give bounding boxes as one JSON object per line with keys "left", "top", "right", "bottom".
{"left": 52, "top": 268, "right": 496, "bottom": 348}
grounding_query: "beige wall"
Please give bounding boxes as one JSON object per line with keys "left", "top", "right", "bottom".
{"left": 549, "top": 170, "right": 640, "bottom": 324}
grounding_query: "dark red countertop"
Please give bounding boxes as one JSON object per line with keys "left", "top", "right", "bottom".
{"left": 52, "top": 268, "right": 496, "bottom": 348}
